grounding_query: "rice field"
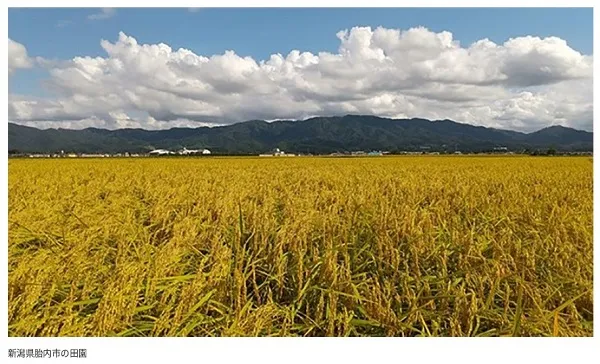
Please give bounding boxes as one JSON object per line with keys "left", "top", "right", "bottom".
{"left": 7, "top": 156, "right": 593, "bottom": 336}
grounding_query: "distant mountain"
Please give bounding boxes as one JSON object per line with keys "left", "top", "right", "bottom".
{"left": 8, "top": 115, "right": 593, "bottom": 154}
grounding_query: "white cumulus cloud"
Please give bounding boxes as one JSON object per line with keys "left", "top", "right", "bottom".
{"left": 88, "top": 8, "right": 116, "bottom": 21}
{"left": 7, "top": 26, "right": 594, "bottom": 131}
{"left": 8, "top": 38, "right": 33, "bottom": 75}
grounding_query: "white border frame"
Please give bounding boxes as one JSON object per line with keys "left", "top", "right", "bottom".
{"left": 3, "top": 2, "right": 598, "bottom": 364}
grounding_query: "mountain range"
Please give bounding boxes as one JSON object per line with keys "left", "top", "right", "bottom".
{"left": 8, "top": 115, "right": 593, "bottom": 154}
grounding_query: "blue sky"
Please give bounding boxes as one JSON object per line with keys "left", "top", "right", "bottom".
{"left": 9, "top": 8, "right": 593, "bottom": 59}
{"left": 7, "top": 7, "right": 594, "bottom": 131}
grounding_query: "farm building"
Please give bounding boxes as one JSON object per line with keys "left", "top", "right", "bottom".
{"left": 177, "top": 148, "right": 211, "bottom": 155}
{"left": 259, "top": 148, "right": 295, "bottom": 157}
{"left": 29, "top": 154, "right": 51, "bottom": 158}
{"left": 178, "top": 148, "right": 199, "bottom": 155}
{"left": 80, "top": 154, "right": 108, "bottom": 158}
{"left": 149, "top": 149, "right": 173, "bottom": 156}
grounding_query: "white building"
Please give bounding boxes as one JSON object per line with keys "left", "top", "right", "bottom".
{"left": 149, "top": 149, "right": 172, "bottom": 156}
{"left": 265, "top": 148, "right": 294, "bottom": 156}
{"left": 80, "top": 154, "right": 107, "bottom": 158}
{"left": 178, "top": 147, "right": 211, "bottom": 155}
{"left": 179, "top": 147, "right": 199, "bottom": 155}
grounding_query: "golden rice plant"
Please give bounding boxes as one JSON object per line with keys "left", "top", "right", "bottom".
{"left": 8, "top": 156, "right": 593, "bottom": 336}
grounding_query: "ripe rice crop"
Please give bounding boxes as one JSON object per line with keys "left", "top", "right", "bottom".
{"left": 8, "top": 156, "right": 593, "bottom": 336}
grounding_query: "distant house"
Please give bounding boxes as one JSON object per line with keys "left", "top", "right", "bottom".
{"left": 178, "top": 147, "right": 211, "bottom": 155}
{"left": 259, "top": 148, "right": 294, "bottom": 157}
{"left": 179, "top": 147, "right": 199, "bottom": 155}
{"left": 183, "top": 148, "right": 194, "bottom": 154}
{"left": 81, "top": 154, "right": 107, "bottom": 158}
{"left": 149, "top": 149, "right": 172, "bottom": 156}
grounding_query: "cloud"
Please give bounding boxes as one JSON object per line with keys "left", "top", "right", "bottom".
{"left": 88, "top": 8, "right": 116, "bottom": 21}
{"left": 8, "top": 38, "right": 33, "bottom": 75}
{"left": 56, "top": 20, "right": 73, "bottom": 28}
{"left": 8, "top": 26, "right": 594, "bottom": 131}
